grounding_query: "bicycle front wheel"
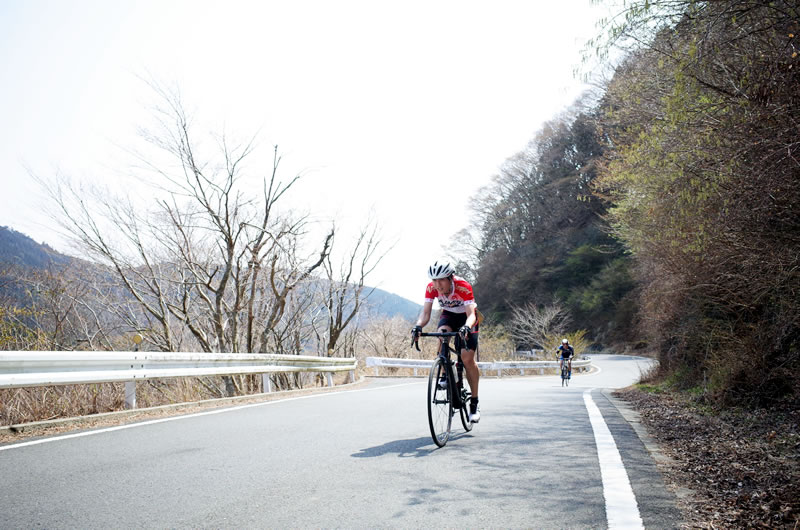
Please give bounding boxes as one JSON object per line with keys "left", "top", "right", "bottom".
{"left": 459, "top": 383, "right": 473, "bottom": 432}
{"left": 427, "top": 357, "right": 452, "bottom": 447}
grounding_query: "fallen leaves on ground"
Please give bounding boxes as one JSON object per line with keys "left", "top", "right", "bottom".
{"left": 615, "top": 387, "right": 800, "bottom": 529}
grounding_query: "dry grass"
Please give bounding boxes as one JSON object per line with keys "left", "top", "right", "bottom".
{"left": 0, "top": 383, "right": 126, "bottom": 425}
{"left": 0, "top": 371, "right": 356, "bottom": 427}
{"left": 0, "top": 376, "right": 368, "bottom": 444}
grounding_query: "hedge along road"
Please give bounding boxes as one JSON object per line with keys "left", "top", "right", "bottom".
{"left": 0, "top": 354, "right": 682, "bottom": 528}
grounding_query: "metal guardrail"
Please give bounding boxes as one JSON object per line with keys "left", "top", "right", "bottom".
{"left": 0, "top": 351, "right": 357, "bottom": 409}
{"left": 365, "top": 356, "right": 591, "bottom": 377}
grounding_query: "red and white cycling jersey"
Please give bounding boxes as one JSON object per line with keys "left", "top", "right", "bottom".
{"left": 424, "top": 276, "right": 476, "bottom": 314}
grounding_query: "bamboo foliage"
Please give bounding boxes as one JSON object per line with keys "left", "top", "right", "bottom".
{"left": 593, "top": 0, "right": 800, "bottom": 403}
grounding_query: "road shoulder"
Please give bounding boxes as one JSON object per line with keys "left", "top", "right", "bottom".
{"left": 593, "top": 389, "right": 685, "bottom": 529}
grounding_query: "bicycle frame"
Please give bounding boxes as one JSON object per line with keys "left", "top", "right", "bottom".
{"left": 559, "top": 355, "right": 571, "bottom": 386}
{"left": 414, "top": 331, "right": 466, "bottom": 405}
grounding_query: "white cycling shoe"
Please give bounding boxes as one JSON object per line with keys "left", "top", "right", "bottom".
{"left": 469, "top": 402, "right": 481, "bottom": 423}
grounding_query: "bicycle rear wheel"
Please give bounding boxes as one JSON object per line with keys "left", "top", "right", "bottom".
{"left": 427, "top": 357, "right": 452, "bottom": 447}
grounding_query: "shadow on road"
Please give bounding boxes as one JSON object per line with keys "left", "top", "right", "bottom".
{"left": 352, "top": 435, "right": 472, "bottom": 458}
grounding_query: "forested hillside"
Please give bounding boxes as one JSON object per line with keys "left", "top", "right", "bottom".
{"left": 462, "top": 0, "right": 798, "bottom": 405}
{"left": 597, "top": 0, "right": 798, "bottom": 405}
{"left": 462, "top": 108, "right": 635, "bottom": 346}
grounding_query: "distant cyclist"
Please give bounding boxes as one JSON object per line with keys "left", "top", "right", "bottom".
{"left": 557, "top": 338, "right": 574, "bottom": 378}
{"left": 411, "top": 260, "right": 481, "bottom": 423}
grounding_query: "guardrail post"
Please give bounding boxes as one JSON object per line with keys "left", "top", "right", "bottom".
{"left": 325, "top": 372, "right": 334, "bottom": 387}
{"left": 124, "top": 381, "right": 136, "bottom": 409}
{"left": 262, "top": 374, "right": 272, "bottom": 393}
{"left": 347, "top": 370, "right": 355, "bottom": 384}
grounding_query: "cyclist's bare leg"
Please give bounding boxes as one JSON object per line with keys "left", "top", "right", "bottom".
{"left": 437, "top": 324, "right": 453, "bottom": 349}
{"left": 461, "top": 349, "right": 479, "bottom": 399}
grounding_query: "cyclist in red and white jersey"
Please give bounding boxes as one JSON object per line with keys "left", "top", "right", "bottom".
{"left": 411, "top": 260, "right": 481, "bottom": 423}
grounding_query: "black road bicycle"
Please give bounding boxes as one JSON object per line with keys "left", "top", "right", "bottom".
{"left": 559, "top": 357, "right": 571, "bottom": 387}
{"left": 413, "top": 331, "right": 473, "bottom": 447}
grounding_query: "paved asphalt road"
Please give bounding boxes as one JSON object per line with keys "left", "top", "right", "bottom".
{"left": 0, "top": 354, "right": 683, "bottom": 528}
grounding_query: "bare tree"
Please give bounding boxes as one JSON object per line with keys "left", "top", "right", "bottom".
{"left": 0, "top": 261, "right": 121, "bottom": 352}
{"left": 357, "top": 314, "right": 417, "bottom": 360}
{"left": 39, "top": 85, "right": 334, "bottom": 372}
{"left": 314, "top": 218, "right": 388, "bottom": 357}
{"left": 507, "top": 301, "right": 571, "bottom": 352}
{"left": 24, "top": 263, "right": 119, "bottom": 351}
{"left": 0, "top": 264, "right": 46, "bottom": 351}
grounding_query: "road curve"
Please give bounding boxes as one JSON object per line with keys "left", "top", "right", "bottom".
{"left": 0, "top": 354, "right": 682, "bottom": 528}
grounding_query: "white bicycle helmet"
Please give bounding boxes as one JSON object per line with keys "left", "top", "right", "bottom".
{"left": 562, "top": 338, "right": 569, "bottom": 344}
{"left": 428, "top": 260, "right": 455, "bottom": 280}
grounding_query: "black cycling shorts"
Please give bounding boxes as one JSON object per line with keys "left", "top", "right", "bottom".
{"left": 437, "top": 310, "right": 479, "bottom": 352}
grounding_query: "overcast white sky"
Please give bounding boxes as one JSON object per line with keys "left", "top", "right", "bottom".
{"left": 0, "top": 0, "right": 614, "bottom": 303}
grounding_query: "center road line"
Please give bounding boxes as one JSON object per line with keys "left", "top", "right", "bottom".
{"left": 584, "top": 389, "right": 644, "bottom": 529}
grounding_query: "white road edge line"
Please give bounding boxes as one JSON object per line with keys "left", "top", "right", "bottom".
{"left": 0, "top": 381, "right": 420, "bottom": 452}
{"left": 583, "top": 389, "right": 644, "bottom": 530}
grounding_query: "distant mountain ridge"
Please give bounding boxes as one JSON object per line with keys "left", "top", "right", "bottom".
{"left": 0, "top": 226, "right": 69, "bottom": 269}
{"left": 362, "top": 286, "right": 420, "bottom": 322}
{"left": 0, "top": 226, "right": 420, "bottom": 321}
